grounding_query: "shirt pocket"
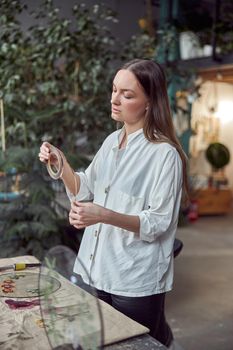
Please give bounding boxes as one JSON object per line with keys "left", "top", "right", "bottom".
{"left": 110, "top": 188, "right": 145, "bottom": 215}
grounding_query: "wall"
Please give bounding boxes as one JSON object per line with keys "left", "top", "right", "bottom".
{"left": 190, "top": 81, "right": 233, "bottom": 189}
{"left": 18, "top": 0, "right": 159, "bottom": 42}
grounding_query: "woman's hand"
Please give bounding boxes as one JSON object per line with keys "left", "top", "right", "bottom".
{"left": 69, "top": 201, "right": 107, "bottom": 229}
{"left": 38, "top": 141, "right": 59, "bottom": 165}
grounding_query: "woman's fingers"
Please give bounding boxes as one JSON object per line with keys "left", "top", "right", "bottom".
{"left": 38, "top": 142, "right": 51, "bottom": 162}
{"left": 38, "top": 142, "right": 59, "bottom": 165}
{"left": 74, "top": 224, "right": 86, "bottom": 229}
{"left": 69, "top": 208, "right": 84, "bottom": 222}
{"left": 69, "top": 209, "right": 86, "bottom": 228}
{"left": 41, "top": 142, "right": 51, "bottom": 154}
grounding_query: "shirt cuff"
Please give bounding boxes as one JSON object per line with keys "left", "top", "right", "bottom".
{"left": 65, "top": 172, "right": 93, "bottom": 202}
{"left": 138, "top": 211, "right": 156, "bottom": 243}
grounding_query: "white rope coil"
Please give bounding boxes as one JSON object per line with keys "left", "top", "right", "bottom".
{"left": 46, "top": 145, "right": 78, "bottom": 199}
{"left": 46, "top": 145, "right": 64, "bottom": 180}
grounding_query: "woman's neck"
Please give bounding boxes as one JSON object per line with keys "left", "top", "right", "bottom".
{"left": 123, "top": 121, "right": 143, "bottom": 137}
{"left": 119, "top": 123, "right": 143, "bottom": 149}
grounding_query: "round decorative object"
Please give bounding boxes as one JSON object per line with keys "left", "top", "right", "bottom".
{"left": 39, "top": 245, "right": 103, "bottom": 350}
{"left": 0, "top": 272, "right": 61, "bottom": 298}
{"left": 205, "top": 142, "right": 230, "bottom": 170}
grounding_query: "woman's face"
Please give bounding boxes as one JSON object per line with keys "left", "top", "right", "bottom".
{"left": 111, "top": 69, "right": 148, "bottom": 126}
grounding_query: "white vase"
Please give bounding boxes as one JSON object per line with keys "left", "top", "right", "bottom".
{"left": 179, "top": 31, "right": 202, "bottom": 59}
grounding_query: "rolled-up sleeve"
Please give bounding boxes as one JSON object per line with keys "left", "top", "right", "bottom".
{"left": 139, "top": 149, "right": 183, "bottom": 243}
{"left": 66, "top": 149, "right": 101, "bottom": 202}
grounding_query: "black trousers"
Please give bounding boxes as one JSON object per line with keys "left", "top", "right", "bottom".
{"left": 75, "top": 275, "right": 173, "bottom": 347}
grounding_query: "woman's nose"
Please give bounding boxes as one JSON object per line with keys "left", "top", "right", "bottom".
{"left": 111, "top": 93, "right": 120, "bottom": 105}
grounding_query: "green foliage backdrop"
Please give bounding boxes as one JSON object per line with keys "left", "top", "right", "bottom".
{"left": 0, "top": 0, "right": 155, "bottom": 258}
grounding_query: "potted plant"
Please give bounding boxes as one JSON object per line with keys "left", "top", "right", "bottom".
{"left": 205, "top": 142, "right": 230, "bottom": 188}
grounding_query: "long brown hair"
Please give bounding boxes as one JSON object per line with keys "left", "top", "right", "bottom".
{"left": 121, "top": 59, "right": 189, "bottom": 204}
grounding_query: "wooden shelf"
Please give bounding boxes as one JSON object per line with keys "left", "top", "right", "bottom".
{"left": 196, "top": 188, "right": 232, "bottom": 215}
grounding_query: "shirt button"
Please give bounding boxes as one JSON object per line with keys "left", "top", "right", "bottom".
{"left": 94, "top": 230, "right": 98, "bottom": 237}
{"left": 90, "top": 254, "right": 93, "bottom": 260}
{"left": 104, "top": 186, "right": 110, "bottom": 194}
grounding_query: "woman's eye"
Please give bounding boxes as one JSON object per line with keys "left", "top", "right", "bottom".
{"left": 124, "top": 95, "right": 133, "bottom": 99}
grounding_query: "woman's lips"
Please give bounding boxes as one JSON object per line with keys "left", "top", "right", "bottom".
{"left": 112, "top": 108, "right": 121, "bottom": 113}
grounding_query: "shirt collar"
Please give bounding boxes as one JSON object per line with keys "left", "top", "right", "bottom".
{"left": 112, "top": 126, "right": 144, "bottom": 150}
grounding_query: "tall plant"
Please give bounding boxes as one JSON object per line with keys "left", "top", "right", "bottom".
{"left": 0, "top": 0, "right": 118, "bottom": 258}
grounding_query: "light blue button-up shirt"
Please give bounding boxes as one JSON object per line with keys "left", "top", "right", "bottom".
{"left": 67, "top": 127, "right": 183, "bottom": 297}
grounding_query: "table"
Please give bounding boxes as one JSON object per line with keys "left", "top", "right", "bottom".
{"left": 105, "top": 334, "right": 167, "bottom": 349}
{"left": 195, "top": 188, "right": 232, "bottom": 215}
{"left": 0, "top": 255, "right": 167, "bottom": 350}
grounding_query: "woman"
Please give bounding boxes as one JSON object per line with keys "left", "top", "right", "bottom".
{"left": 39, "top": 59, "right": 188, "bottom": 347}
